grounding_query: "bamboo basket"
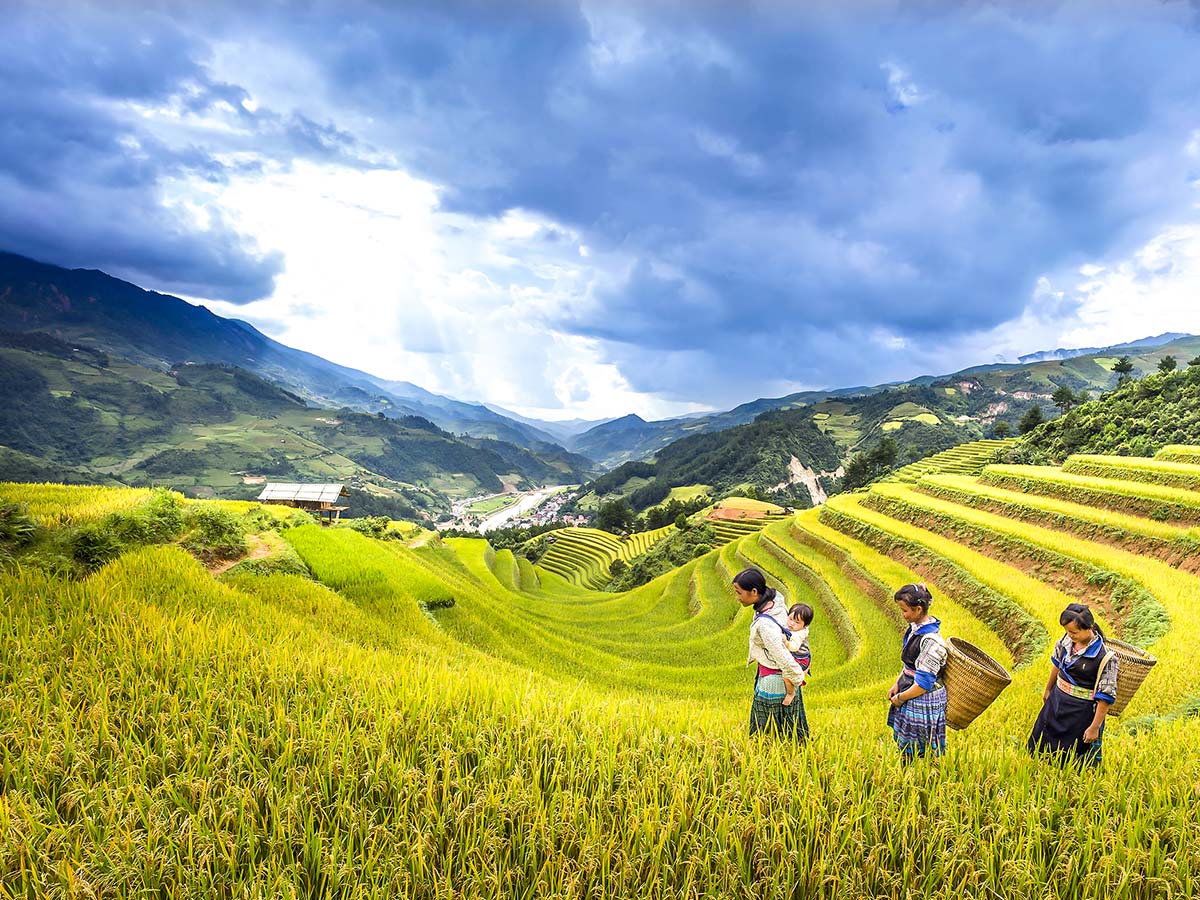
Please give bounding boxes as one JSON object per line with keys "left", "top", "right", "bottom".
{"left": 943, "top": 638, "right": 1012, "bottom": 730}
{"left": 1104, "top": 638, "right": 1156, "bottom": 717}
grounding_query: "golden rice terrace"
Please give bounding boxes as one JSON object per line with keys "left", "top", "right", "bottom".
{"left": 2, "top": 446, "right": 1200, "bottom": 898}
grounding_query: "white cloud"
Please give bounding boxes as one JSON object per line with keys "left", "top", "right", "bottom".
{"left": 1057, "top": 224, "right": 1200, "bottom": 347}
{"left": 916, "top": 221, "right": 1200, "bottom": 373}
{"left": 694, "top": 128, "right": 764, "bottom": 177}
{"left": 176, "top": 159, "right": 706, "bottom": 421}
{"left": 882, "top": 60, "right": 926, "bottom": 109}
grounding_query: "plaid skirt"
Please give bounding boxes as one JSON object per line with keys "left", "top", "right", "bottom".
{"left": 749, "top": 674, "right": 809, "bottom": 742}
{"left": 887, "top": 686, "right": 947, "bottom": 758}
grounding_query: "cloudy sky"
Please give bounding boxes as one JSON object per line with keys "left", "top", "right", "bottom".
{"left": 5, "top": 1, "right": 1200, "bottom": 420}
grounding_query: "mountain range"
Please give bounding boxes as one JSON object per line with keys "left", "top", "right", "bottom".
{"left": 1, "top": 249, "right": 1197, "bottom": 520}
{"left": 0, "top": 251, "right": 605, "bottom": 455}
{"left": 561, "top": 332, "right": 1197, "bottom": 470}
{"left": 567, "top": 333, "right": 1200, "bottom": 512}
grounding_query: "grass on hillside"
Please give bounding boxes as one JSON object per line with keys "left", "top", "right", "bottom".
{"left": 5, "top": 454, "right": 1200, "bottom": 898}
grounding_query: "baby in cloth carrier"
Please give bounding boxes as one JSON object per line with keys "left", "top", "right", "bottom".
{"left": 783, "top": 603, "right": 814, "bottom": 707}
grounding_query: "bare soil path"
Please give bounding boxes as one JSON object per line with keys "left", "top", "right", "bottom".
{"left": 208, "top": 534, "right": 272, "bottom": 577}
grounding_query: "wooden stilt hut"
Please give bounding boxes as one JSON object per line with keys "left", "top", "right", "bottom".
{"left": 257, "top": 483, "right": 349, "bottom": 524}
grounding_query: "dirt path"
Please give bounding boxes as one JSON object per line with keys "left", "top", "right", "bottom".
{"left": 208, "top": 534, "right": 272, "bottom": 577}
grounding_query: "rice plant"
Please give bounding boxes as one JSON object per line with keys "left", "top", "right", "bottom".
{"left": 3, "top": 475, "right": 1200, "bottom": 899}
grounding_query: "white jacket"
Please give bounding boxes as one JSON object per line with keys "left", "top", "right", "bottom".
{"left": 746, "top": 594, "right": 808, "bottom": 684}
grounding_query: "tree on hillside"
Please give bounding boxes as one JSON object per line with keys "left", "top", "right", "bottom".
{"left": 992, "top": 420, "right": 1013, "bottom": 439}
{"left": 596, "top": 498, "right": 635, "bottom": 534}
{"left": 872, "top": 436, "right": 899, "bottom": 470}
{"left": 1019, "top": 404, "right": 1045, "bottom": 434}
{"left": 1051, "top": 385, "right": 1078, "bottom": 414}
{"left": 1112, "top": 355, "right": 1135, "bottom": 383}
{"left": 842, "top": 437, "right": 901, "bottom": 490}
{"left": 1189, "top": 355, "right": 1200, "bottom": 367}
{"left": 1159, "top": 355, "right": 1178, "bottom": 374}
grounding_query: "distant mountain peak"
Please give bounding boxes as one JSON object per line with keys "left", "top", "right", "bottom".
{"left": 1018, "top": 332, "right": 1193, "bottom": 364}
{"left": 607, "top": 413, "right": 649, "bottom": 427}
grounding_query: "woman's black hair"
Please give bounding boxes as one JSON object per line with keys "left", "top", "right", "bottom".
{"left": 894, "top": 582, "right": 933, "bottom": 612}
{"left": 733, "top": 567, "right": 777, "bottom": 607}
{"left": 1060, "top": 602, "right": 1106, "bottom": 638}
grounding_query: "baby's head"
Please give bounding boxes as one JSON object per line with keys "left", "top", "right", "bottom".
{"left": 787, "top": 602, "right": 814, "bottom": 631}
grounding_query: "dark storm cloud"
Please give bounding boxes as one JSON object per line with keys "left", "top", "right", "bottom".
{"left": 210, "top": 0, "right": 1200, "bottom": 394}
{"left": 0, "top": 2, "right": 366, "bottom": 302}
{"left": 5, "top": 1, "right": 1200, "bottom": 397}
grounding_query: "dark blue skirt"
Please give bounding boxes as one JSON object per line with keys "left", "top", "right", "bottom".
{"left": 749, "top": 683, "right": 809, "bottom": 741}
{"left": 1028, "top": 687, "right": 1103, "bottom": 766}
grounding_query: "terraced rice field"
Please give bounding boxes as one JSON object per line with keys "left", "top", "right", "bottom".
{"left": 4, "top": 449, "right": 1200, "bottom": 898}
{"left": 1156, "top": 444, "right": 1200, "bottom": 464}
{"left": 0, "top": 482, "right": 153, "bottom": 525}
{"left": 535, "top": 524, "right": 675, "bottom": 587}
{"left": 884, "top": 437, "right": 1018, "bottom": 483}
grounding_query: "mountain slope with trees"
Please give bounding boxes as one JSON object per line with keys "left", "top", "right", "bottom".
{"left": 0, "top": 332, "right": 592, "bottom": 519}
{"left": 0, "top": 251, "right": 581, "bottom": 454}
{"left": 572, "top": 336, "right": 1200, "bottom": 511}
{"left": 568, "top": 334, "right": 1200, "bottom": 469}
{"left": 1017, "top": 356, "right": 1200, "bottom": 461}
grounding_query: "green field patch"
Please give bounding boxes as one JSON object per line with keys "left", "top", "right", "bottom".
{"left": 467, "top": 495, "right": 518, "bottom": 515}
{"left": 888, "top": 402, "right": 934, "bottom": 418}
{"left": 667, "top": 484, "right": 712, "bottom": 501}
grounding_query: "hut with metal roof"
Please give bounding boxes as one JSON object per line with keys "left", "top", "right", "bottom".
{"left": 256, "top": 483, "right": 349, "bottom": 523}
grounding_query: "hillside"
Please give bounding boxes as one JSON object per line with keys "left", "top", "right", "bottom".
{"left": 572, "top": 336, "right": 1200, "bottom": 512}
{"left": 4, "top": 434, "right": 1199, "bottom": 896}
{"left": 0, "top": 250, "right": 580, "bottom": 454}
{"left": 569, "top": 333, "right": 1200, "bottom": 470}
{"left": 0, "top": 332, "right": 592, "bottom": 518}
{"left": 1016, "top": 360, "right": 1200, "bottom": 461}
{"left": 582, "top": 407, "right": 844, "bottom": 511}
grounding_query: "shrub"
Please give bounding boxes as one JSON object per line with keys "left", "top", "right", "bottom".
{"left": 0, "top": 502, "right": 38, "bottom": 550}
{"left": 71, "top": 523, "right": 123, "bottom": 571}
{"left": 181, "top": 506, "right": 247, "bottom": 563}
{"left": 108, "top": 489, "right": 184, "bottom": 545}
{"left": 345, "top": 516, "right": 392, "bottom": 539}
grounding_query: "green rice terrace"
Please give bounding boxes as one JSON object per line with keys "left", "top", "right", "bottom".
{"left": 533, "top": 497, "right": 789, "bottom": 588}
{"left": 3, "top": 445, "right": 1200, "bottom": 898}
{"left": 883, "top": 438, "right": 1019, "bottom": 483}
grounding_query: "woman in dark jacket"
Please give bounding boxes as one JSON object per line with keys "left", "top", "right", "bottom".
{"left": 1028, "top": 603, "right": 1118, "bottom": 767}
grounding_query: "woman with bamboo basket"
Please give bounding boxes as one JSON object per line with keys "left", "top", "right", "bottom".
{"left": 1027, "top": 603, "right": 1118, "bottom": 767}
{"left": 887, "top": 583, "right": 948, "bottom": 759}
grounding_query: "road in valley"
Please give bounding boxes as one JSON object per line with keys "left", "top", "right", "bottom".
{"left": 479, "top": 487, "right": 561, "bottom": 532}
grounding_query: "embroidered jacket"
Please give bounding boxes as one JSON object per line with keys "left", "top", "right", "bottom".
{"left": 1052, "top": 634, "right": 1119, "bottom": 704}
{"left": 898, "top": 618, "right": 948, "bottom": 692}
